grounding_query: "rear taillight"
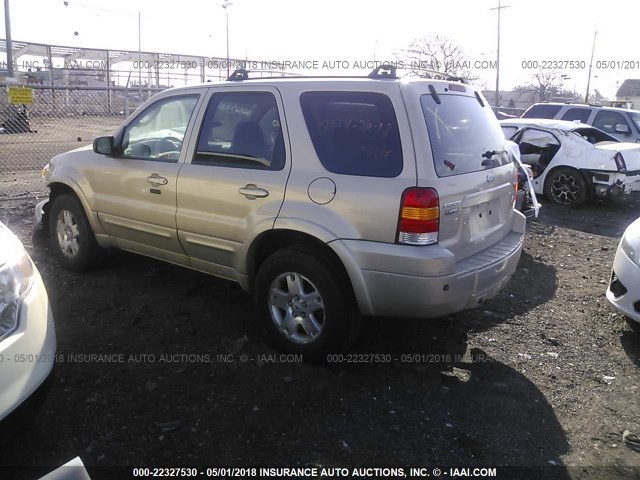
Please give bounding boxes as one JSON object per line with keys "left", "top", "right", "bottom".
{"left": 615, "top": 152, "right": 627, "bottom": 172}
{"left": 397, "top": 187, "right": 439, "bottom": 245}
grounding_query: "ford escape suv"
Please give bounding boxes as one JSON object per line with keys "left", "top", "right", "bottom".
{"left": 37, "top": 66, "right": 526, "bottom": 356}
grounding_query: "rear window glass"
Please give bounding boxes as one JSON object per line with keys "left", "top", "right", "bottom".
{"left": 421, "top": 93, "right": 511, "bottom": 177}
{"left": 572, "top": 127, "right": 619, "bottom": 144}
{"left": 300, "top": 91, "right": 403, "bottom": 177}
{"left": 193, "top": 91, "right": 285, "bottom": 170}
{"left": 561, "top": 108, "right": 591, "bottom": 123}
{"left": 522, "top": 104, "right": 563, "bottom": 119}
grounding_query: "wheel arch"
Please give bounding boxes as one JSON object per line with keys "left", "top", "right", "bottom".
{"left": 47, "top": 180, "right": 105, "bottom": 234}
{"left": 246, "top": 229, "right": 357, "bottom": 301}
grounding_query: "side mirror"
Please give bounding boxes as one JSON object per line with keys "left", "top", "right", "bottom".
{"left": 615, "top": 124, "right": 630, "bottom": 134}
{"left": 93, "top": 136, "right": 115, "bottom": 155}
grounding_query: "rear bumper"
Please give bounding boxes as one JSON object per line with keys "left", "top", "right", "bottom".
{"left": 332, "top": 212, "right": 526, "bottom": 318}
{"left": 623, "top": 173, "right": 640, "bottom": 193}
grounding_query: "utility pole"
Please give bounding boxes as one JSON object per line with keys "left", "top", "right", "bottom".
{"left": 4, "top": 0, "right": 14, "bottom": 77}
{"left": 138, "top": 11, "right": 142, "bottom": 99}
{"left": 222, "top": 0, "right": 232, "bottom": 78}
{"left": 585, "top": 27, "right": 598, "bottom": 103}
{"left": 490, "top": 0, "right": 509, "bottom": 108}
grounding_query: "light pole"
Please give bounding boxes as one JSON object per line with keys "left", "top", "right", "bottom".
{"left": 490, "top": 0, "right": 509, "bottom": 108}
{"left": 585, "top": 27, "right": 598, "bottom": 103}
{"left": 222, "top": 0, "right": 232, "bottom": 78}
{"left": 3, "top": 0, "right": 13, "bottom": 77}
{"left": 138, "top": 11, "right": 142, "bottom": 99}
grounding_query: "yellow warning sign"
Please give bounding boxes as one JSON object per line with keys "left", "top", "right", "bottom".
{"left": 8, "top": 86, "right": 34, "bottom": 105}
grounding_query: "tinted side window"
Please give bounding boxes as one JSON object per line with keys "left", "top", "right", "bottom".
{"left": 193, "top": 91, "right": 285, "bottom": 170}
{"left": 300, "top": 91, "right": 403, "bottom": 177}
{"left": 593, "top": 111, "right": 630, "bottom": 134}
{"left": 521, "top": 104, "right": 563, "bottom": 119}
{"left": 561, "top": 108, "right": 591, "bottom": 123}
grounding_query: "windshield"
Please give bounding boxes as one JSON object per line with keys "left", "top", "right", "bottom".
{"left": 421, "top": 93, "right": 511, "bottom": 177}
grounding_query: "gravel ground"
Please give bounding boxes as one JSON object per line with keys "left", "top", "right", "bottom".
{"left": 0, "top": 196, "right": 639, "bottom": 480}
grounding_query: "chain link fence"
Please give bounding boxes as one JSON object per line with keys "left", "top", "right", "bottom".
{"left": 0, "top": 84, "right": 165, "bottom": 202}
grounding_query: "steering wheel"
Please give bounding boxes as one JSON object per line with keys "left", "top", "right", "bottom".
{"left": 159, "top": 136, "right": 182, "bottom": 150}
{"left": 156, "top": 136, "right": 183, "bottom": 159}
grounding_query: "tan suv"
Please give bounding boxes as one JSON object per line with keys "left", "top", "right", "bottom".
{"left": 37, "top": 67, "right": 526, "bottom": 356}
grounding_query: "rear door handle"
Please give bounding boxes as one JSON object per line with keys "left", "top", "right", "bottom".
{"left": 146, "top": 173, "right": 168, "bottom": 186}
{"left": 238, "top": 184, "right": 269, "bottom": 199}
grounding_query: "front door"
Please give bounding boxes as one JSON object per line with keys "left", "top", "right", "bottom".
{"left": 93, "top": 92, "right": 202, "bottom": 255}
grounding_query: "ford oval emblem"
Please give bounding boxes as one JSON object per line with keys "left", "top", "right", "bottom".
{"left": 486, "top": 174, "right": 495, "bottom": 183}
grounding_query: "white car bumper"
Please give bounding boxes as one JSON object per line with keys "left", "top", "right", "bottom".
{"left": 606, "top": 219, "right": 640, "bottom": 324}
{"left": 623, "top": 172, "right": 640, "bottom": 193}
{"left": 0, "top": 266, "right": 56, "bottom": 422}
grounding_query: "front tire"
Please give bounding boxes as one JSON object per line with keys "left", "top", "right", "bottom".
{"left": 48, "top": 194, "right": 103, "bottom": 272}
{"left": 253, "top": 248, "right": 360, "bottom": 359}
{"left": 544, "top": 167, "right": 588, "bottom": 207}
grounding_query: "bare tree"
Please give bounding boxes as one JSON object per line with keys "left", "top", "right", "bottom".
{"left": 514, "top": 71, "right": 562, "bottom": 102}
{"left": 396, "top": 35, "right": 480, "bottom": 84}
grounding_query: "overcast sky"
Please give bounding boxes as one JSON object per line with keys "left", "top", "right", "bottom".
{"left": 2, "top": 0, "right": 639, "bottom": 98}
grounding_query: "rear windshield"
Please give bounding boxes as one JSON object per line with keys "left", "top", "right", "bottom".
{"left": 522, "top": 104, "right": 563, "bottom": 119}
{"left": 421, "top": 93, "right": 511, "bottom": 177}
{"left": 572, "top": 126, "right": 619, "bottom": 144}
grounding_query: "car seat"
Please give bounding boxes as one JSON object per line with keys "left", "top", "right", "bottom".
{"left": 231, "top": 121, "right": 266, "bottom": 159}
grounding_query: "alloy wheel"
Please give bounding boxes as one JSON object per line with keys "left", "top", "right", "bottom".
{"left": 268, "top": 272, "right": 325, "bottom": 344}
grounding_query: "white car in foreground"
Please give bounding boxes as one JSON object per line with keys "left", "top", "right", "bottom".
{"left": 607, "top": 217, "right": 640, "bottom": 334}
{"left": 0, "top": 221, "right": 56, "bottom": 430}
{"left": 500, "top": 119, "right": 640, "bottom": 206}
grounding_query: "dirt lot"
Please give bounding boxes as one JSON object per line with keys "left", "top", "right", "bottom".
{"left": 0, "top": 196, "right": 639, "bottom": 479}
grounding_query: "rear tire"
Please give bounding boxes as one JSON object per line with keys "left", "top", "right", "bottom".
{"left": 48, "top": 194, "right": 104, "bottom": 272}
{"left": 253, "top": 248, "right": 360, "bottom": 360}
{"left": 626, "top": 317, "right": 640, "bottom": 335}
{"left": 544, "top": 167, "right": 588, "bottom": 207}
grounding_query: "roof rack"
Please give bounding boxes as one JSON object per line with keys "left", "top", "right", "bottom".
{"left": 406, "top": 68, "right": 467, "bottom": 83}
{"left": 368, "top": 64, "right": 397, "bottom": 79}
{"left": 227, "top": 65, "right": 400, "bottom": 82}
{"left": 226, "top": 69, "right": 305, "bottom": 81}
{"left": 226, "top": 64, "right": 465, "bottom": 83}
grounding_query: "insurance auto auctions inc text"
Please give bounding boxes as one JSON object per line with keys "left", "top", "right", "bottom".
{"left": 207, "top": 467, "right": 498, "bottom": 478}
